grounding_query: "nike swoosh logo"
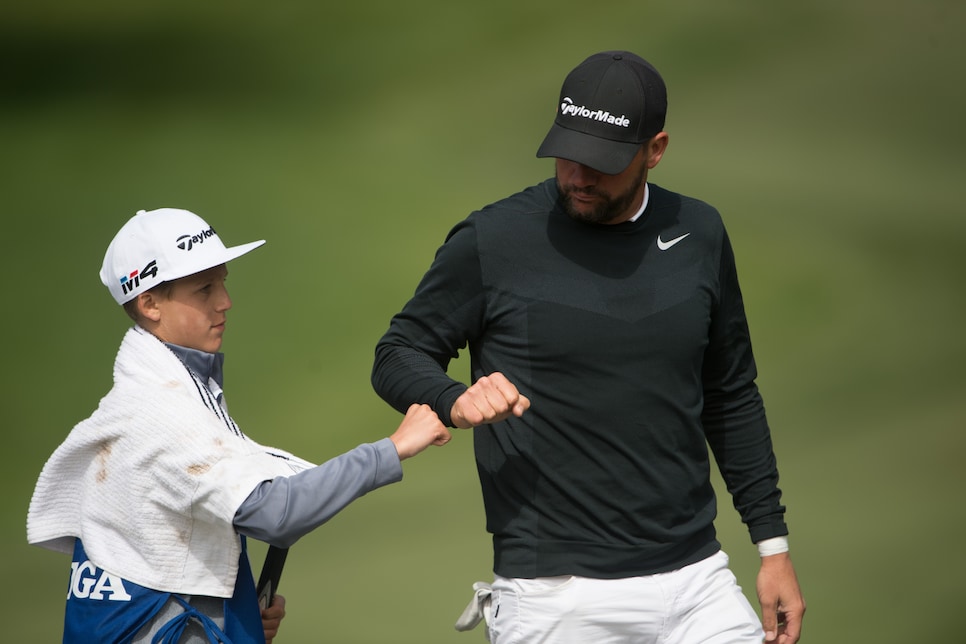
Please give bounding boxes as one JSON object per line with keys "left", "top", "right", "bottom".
{"left": 657, "top": 232, "right": 691, "bottom": 251}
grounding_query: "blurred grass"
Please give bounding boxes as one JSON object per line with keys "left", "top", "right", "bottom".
{"left": 2, "top": 0, "right": 964, "bottom": 641}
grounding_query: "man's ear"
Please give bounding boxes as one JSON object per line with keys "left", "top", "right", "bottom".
{"left": 645, "top": 132, "right": 669, "bottom": 170}
{"left": 137, "top": 291, "right": 162, "bottom": 323}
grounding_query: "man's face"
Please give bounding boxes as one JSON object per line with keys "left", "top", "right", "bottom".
{"left": 152, "top": 264, "right": 232, "bottom": 353}
{"left": 555, "top": 145, "right": 649, "bottom": 225}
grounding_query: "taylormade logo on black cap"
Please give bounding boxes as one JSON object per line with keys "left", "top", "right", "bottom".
{"left": 559, "top": 97, "right": 631, "bottom": 128}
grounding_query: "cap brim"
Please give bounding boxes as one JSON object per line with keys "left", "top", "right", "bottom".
{"left": 167, "top": 239, "right": 266, "bottom": 282}
{"left": 536, "top": 123, "right": 642, "bottom": 175}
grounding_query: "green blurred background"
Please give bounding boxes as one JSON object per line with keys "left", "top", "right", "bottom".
{"left": 3, "top": 0, "right": 964, "bottom": 641}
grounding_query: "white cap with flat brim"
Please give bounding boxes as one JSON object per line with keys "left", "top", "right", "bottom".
{"left": 99, "top": 208, "right": 265, "bottom": 305}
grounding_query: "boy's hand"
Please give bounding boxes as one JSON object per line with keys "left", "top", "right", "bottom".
{"left": 390, "top": 404, "right": 451, "bottom": 460}
{"left": 261, "top": 593, "right": 286, "bottom": 643}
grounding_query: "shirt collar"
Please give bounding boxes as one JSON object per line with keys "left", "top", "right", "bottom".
{"left": 627, "top": 183, "right": 650, "bottom": 223}
{"left": 164, "top": 343, "right": 225, "bottom": 391}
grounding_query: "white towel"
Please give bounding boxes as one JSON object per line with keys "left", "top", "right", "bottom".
{"left": 27, "top": 327, "right": 314, "bottom": 598}
{"left": 455, "top": 581, "right": 493, "bottom": 635}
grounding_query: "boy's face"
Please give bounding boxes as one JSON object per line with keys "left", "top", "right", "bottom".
{"left": 151, "top": 264, "right": 232, "bottom": 353}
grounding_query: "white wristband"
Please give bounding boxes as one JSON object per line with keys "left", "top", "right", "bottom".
{"left": 757, "top": 536, "right": 789, "bottom": 557}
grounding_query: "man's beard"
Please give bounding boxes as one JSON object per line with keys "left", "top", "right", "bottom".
{"left": 557, "top": 167, "right": 646, "bottom": 225}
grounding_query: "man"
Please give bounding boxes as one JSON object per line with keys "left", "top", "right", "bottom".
{"left": 371, "top": 51, "right": 805, "bottom": 643}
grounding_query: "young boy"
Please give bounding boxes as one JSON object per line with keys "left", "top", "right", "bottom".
{"left": 27, "top": 208, "right": 451, "bottom": 643}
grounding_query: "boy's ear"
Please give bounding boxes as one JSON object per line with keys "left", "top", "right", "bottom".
{"left": 137, "top": 292, "right": 162, "bottom": 323}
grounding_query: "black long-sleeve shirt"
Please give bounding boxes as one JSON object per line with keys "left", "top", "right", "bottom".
{"left": 372, "top": 179, "right": 787, "bottom": 578}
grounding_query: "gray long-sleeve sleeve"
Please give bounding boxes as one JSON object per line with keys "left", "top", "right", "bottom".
{"left": 232, "top": 438, "right": 402, "bottom": 548}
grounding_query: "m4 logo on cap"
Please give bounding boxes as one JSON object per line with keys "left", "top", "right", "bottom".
{"left": 119, "top": 260, "right": 158, "bottom": 296}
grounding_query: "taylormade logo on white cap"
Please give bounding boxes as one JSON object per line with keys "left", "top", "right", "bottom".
{"left": 176, "top": 227, "right": 217, "bottom": 251}
{"left": 559, "top": 97, "right": 631, "bottom": 128}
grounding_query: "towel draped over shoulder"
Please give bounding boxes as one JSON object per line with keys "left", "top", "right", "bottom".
{"left": 27, "top": 326, "right": 314, "bottom": 598}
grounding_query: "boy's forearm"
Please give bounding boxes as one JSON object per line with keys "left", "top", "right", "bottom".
{"left": 233, "top": 438, "right": 402, "bottom": 548}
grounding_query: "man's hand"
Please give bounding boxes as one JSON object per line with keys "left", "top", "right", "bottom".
{"left": 450, "top": 372, "right": 530, "bottom": 428}
{"left": 261, "top": 593, "right": 286, "bottom": 643}
{"left": 757, "top": 553, "right": 805, "bottom": 643}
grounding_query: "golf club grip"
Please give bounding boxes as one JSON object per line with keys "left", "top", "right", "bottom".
{"left": 256, "top": 546, "right": 289, "bottom": 610}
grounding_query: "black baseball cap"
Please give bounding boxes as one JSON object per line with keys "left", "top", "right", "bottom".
{"left": 536, "top": 51, "right": 667, "bottom": 175}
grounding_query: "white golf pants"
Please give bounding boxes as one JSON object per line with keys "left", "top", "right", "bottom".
{"left": 485, "top": 551, "right": 764, "bottom": 644}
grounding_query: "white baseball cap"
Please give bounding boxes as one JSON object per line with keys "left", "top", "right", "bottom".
{"left": 100, "top": 208, "right": 265, "bottom": 304}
